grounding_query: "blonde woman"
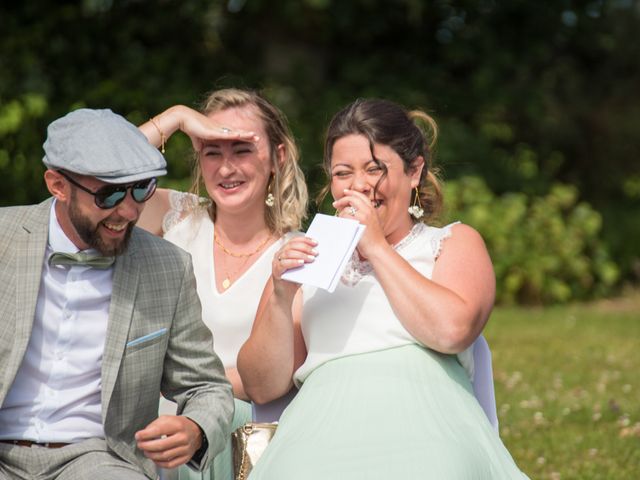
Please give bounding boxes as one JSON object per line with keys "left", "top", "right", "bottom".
{"left": 137, "top": 88, "right": 308, "bottom": 479}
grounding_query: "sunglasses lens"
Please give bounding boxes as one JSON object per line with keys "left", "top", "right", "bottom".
{"left": 132, "top": 178, "right": 157, "bottom": 203}
{"left": 92, "top": 178, "right": 157, "bottom": 208}
{"left": 97, "top": 189, "right": 127, "bottom": 209}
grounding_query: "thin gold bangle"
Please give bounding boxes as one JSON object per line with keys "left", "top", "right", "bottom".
{"left": 149, "top": 117, "right": 166, "bottom": 153}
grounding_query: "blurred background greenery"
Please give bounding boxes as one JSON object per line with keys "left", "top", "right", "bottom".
{"left": 1, "top": 0, "right": 639, "bottom": 304}
{"left": 3, "top": 2, "right": 639, "bottom": 476}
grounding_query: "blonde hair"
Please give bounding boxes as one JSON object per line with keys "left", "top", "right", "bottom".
{"left": 320, "top": 98, "right": 443, "bottom": 223}
{"left": 190, "top": 88, "right": 307, "bottom": 235}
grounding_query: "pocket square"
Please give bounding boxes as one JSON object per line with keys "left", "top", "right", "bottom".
{"left": 126, "top": 328, "right": 168, "bottom": 348}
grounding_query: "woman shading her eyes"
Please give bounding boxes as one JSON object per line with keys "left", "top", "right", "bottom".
{"left": 137, "top": 88, "right": 308, "bottom": 480}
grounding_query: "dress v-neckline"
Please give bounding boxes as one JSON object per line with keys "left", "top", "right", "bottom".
{"left": 210, "top": 223, "right": 278, "bottom": 296}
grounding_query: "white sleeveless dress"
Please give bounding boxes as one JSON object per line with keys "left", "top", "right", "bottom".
{"left": 162, "top": 191, "right": 283, "bottom": 368}
{"left": 159, "top": 191, "right": 293, "bottom": 480}
{"left": 248, "top": 223, "right": 528, "bottom": 479}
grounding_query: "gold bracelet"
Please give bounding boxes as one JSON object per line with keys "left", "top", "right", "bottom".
{"left": 149, "top": 117, "right": 166, "bottom": 153}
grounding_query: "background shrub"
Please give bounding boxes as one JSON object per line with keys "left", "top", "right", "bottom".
{"left": 443, "top": 176, "right": 619, "bottom": 304}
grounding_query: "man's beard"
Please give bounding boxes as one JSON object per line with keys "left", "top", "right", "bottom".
{"left": 68, "top": 192, "right": 134, "bottom": 256}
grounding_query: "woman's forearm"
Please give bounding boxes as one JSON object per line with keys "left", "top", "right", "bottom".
{"left": 237, "top": 282, "right": 305, "bottom": 404}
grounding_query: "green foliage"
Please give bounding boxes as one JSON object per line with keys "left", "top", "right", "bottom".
{"left": 0, "top": 0, "right": 638, "bottom": 289}
{"left": 443, "top": 176, "right": 619, "bottom": 304}
{"left": 0, "top": 94, "right": 50, "bottom": 205}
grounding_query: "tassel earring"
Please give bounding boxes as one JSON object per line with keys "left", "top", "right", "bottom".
{"left": 408, "top": 187, "right": 424, "bottom": 219}
{"left": 265, "top": 181, "right": 275, "bottom": 207}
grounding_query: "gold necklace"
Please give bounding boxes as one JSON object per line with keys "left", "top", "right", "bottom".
{"left": 215, "top": 230, "right": 272, "bottom": 289}
{"left": 219, "top": 254, "right": 252, "bottom": 290}
{"left": 214, "top": 230, "right": 273, "bottom": 258}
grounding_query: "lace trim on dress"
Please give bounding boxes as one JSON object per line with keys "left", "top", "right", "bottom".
{"left": 340, "top": 222, "right": 428, "bottom": 287}
{"left": 162, "top": 190, "right": 206, "bottom": 234}
{"left": 431, "top": 221, "right": 460, "bottom": 260}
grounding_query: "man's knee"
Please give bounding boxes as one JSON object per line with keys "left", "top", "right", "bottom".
{"left": 56, "top": 451, "right": 148, "bottom": 480}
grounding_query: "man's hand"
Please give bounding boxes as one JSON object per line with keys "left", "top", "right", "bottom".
{"left": 135, "top": 415, "right": 204, "bottom": 469}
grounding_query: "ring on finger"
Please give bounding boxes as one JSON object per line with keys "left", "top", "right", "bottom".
{"left": 221, "top": 127, "right": 231, "bottom": 133}
{"left": 347, "top": 206, "right": 357, "bottom": 216}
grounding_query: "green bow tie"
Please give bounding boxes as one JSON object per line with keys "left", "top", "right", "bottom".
{"left": 49, "top": 252, "right": 116, "bottom": 269}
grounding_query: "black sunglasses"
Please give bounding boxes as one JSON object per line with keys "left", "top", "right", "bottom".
{"left": 57, "top": 170, "right": 158, "bottom": 209}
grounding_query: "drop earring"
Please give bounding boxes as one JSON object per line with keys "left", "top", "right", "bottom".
{"left": 408, "top": 187, "right": 424, "bottom": 219}
{"left": 265, "top": 180, "right": 275, "bottom": 207}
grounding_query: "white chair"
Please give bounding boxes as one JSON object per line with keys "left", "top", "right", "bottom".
{"left": 471, "top": 335, "right": 499, "bottom": 431}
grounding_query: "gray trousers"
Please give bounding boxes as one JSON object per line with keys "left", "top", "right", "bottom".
{"left": 0, "top": 439, "right": 148, "bottom": 480}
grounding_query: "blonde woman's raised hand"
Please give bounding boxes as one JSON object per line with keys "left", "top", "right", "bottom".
{"left": 142, "top": 105, "right": 259, "bottom": 153}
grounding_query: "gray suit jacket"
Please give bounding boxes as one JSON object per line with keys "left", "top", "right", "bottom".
{"left": 0, "top": 199, "right": 234, "bottom": 478}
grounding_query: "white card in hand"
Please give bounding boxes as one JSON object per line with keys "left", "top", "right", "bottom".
{"left": 281, "top": 213, "right": 365, "bottom": 292}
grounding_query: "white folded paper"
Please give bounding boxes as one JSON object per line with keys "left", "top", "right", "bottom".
{"left": 282, "top": 213, "right": 365, "bottom": 292}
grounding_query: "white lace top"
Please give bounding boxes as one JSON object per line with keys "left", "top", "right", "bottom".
{"left": 294, "top": 221, "right": 474, "bottom": 386}
{"left": 162, "top": 190, "right": 287, "bottom": 368}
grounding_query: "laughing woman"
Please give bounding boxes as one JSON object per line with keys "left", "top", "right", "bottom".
{"left": 238, "top": 98, "right": 528, "bottom": 479}
{"left": 137, "top": 88, "right": 307, "bottom": 479}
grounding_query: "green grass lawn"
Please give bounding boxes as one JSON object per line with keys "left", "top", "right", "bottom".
{"left": 485, "top": 291, "right": 640, "bottom": 479}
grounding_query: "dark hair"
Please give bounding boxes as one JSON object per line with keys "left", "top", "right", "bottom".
{"left": 320, "top": 98, "right": 442, "bottom": 222}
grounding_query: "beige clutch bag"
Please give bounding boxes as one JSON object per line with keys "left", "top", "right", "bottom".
{"left": 231, "top": 422, "right": 278, "bottom": 480}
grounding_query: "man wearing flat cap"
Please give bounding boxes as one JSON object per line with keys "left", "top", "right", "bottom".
{"left": 0, "top": 109, "right": 234, "bottom": 479}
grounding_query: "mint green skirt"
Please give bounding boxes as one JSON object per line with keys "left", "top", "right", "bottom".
{"left": 248, "top": 345, "right": 528, "bottom": 479}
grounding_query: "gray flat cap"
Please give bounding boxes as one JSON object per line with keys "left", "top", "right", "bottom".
{"left": 43, "top": 108, "right": 167, "bottom": 184}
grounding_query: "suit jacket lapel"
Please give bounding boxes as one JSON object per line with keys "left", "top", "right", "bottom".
{"left": 12, "top": 201, "right": 50, "bottom": 378}
{"left": 101, "top": 231, "right": 140, "bottom": 422}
